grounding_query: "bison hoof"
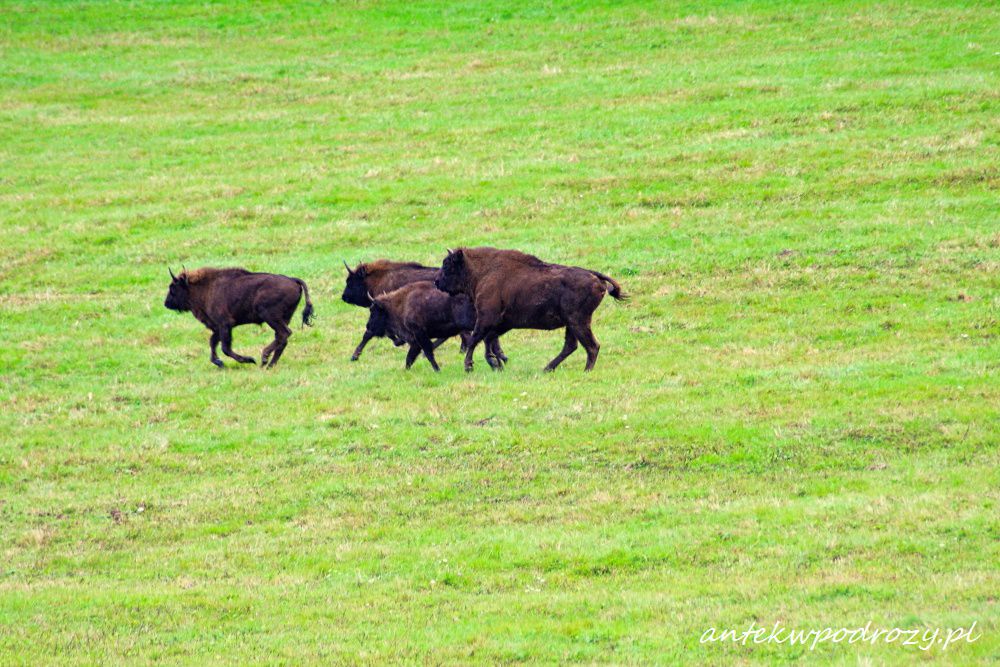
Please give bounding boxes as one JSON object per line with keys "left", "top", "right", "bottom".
{"left": 240, "top": 357, "right": 256, "bottom": 364}
{"left": 211, "top": 359, "right": 224, "bottom": 368}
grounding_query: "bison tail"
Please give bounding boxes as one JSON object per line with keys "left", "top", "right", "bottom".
{"left": 590, "top": 270, "right": 627, "bottom": 301}
{"left": 294, "top": 278, "right": 315, "bottom": 327}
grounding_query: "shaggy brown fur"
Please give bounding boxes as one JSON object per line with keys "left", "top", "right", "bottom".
{"left": 164, "top": 267, "right": 314, "bottom": 368}
{"left": 341, "top": 260, "right": 438, "bottom": 308}
{"left": 342, "top": 259, "right": 506, "bottom": 366}
{"left": 434, "top": 247, "right": 625, "bottom": 372}
{"left": 364, "top": 281, "right": 476, "bottom": 371}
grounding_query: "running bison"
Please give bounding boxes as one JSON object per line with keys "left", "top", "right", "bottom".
{"left": 164, "top": 267, "right": 314, "bottom": 368}
{"left": 364, "top": 281, "right": 476, "bottom": 371}
{"left": 342, "top": 259, "right": 506, "bottom": 366}
{"left": 434, "top": 247, "right": 625, "bottom": 372}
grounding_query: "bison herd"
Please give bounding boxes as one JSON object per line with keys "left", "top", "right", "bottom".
{"left": 164, "top": 247, "right": 625, "bottom": 372}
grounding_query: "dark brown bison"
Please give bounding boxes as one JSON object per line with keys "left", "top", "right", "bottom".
{"left": 342, "top": 259, "right": 506, "bottom": 366}
{"left": 164, "top": 267, "right": 314, "bottom": 368}
{"left": 434, "top": 248, "right": 625, "bottom": 372}
{"left": 364, "top": 281, "right": 476, "bottom": 371}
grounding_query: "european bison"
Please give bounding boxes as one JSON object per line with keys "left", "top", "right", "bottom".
{"left": 434, "top": 247, "right": 625, "bottom": 372}
{"left": 364, "top": 281, "right": 476, "bottom": 371}
{"left": 164, "top": 267, "right": 314, "bottom": 368}
{"left": 342, "top": 259, "right": 506, "bottom": 366}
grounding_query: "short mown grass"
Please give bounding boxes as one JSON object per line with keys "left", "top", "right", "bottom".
{"left": 1, "top": 0, "right": 997, "bottom": 663}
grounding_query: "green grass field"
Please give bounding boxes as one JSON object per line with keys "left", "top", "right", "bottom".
{"left": 1, "top": 0, "right": 998, "bottom": 663}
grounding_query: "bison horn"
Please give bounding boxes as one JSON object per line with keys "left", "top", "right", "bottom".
{"left": 344, "top": 260, "right": 353, "bottom": 275}
{"left": 168, "top": 267, "right": 176, "bottom": 280}
{"left": 367, "top": 291, "right": 375, "bottom": 302}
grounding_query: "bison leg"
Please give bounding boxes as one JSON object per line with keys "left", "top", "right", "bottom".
{"left": 265, "top": 321, "right": 292, "bottom": 368}
{"left": 350, "top": 331, "right": 373, "bottom": 362}
{"left": 431, "top": 337, "right": 450, "bottom": 350}
{"left": 484, "top": 336, "right": 504, "bottom": 371}
{"left": 465, "top": 321, "right": 504, "bottom": 372}
{"left": 544, "top": 328, "right": 579, "bottom": 372}
{"left": 404, "top": 344, "right": 421, "bottom": 369}
{"left": 209, "top": 331, "right": 224, "bottom": 368}
{"left": 463, "top": 331, "right": 483, "bottom": 372}
{"left": 494, "top": 340, "right": 508, "bottom": 364}
{"left": 460, "top": 332, "right": 503, "bottom": 362}
{"left": 487, "top": 337, "right": 507, "bottom": 364}
{"left": 417, "top": 335, "right": 441, "bottom": 372}
{"left": 261, "top": 340, "right": 277, "bottom": 366}
{"left": 220, "top": 327, "right": 256, "bottom": 365}
{"left": 571, "top": 324, "right": 600, "bottom": 371}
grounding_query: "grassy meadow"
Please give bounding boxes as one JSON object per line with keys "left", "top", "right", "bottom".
{"left": 1, "top": 0, "right": 998, "bottom": 663}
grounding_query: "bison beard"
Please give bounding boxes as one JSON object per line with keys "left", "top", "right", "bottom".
{"left": 434, "top": 247, "right": 625, "bottom": 372}
{"left": 164, "top": 267, "right": 314, "bottom": 368}
{"left": 364, "top": 281, "right": 476, "bottom": 371}
{"left": 342, "top": 259, "right": 507, "bottom": 367}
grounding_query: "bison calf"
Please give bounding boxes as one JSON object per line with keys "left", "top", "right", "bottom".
{"left": 364, "top": 281, "right": 475, "bottom": 371}
{"left": 164, "top": 267, "right": 314, "bottom": 368}
{"left": 434, "top": 247, "right": 625, "bottom": 372}
{"left": 342, "top": 259, "right": 506, "bottom": 366}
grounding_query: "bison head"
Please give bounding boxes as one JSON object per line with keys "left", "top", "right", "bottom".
{"left": 164, "top": 268, "right": 191, "bottom": 312}
{"left": 341, "top": 262, "right": 372, "bottom": 307}
{"left": 365, "top": 300, "right": 405, "bottom": 346}
{"left": 435, "top": 249, "right": 468, "bottom": 296}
